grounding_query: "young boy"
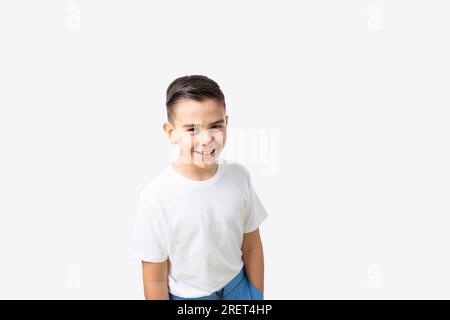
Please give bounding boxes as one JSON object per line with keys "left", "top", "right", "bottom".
{"left": 129, "top": 75, "right": 269, "bottom": 300}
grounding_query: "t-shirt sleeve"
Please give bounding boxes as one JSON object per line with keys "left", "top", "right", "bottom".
{"left": 243, "top": 168, "right": 269, "bottom": 233}
{"left": 129, "top": 194, "right": 168, "bottom": 263}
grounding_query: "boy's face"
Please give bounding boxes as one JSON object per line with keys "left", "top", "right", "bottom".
{"left": 164, "top": 98, "right": 228, "bottom": 169}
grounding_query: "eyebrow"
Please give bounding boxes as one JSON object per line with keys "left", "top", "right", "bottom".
{"left": 182, "top": 119, "right": 225, "bottom": 128}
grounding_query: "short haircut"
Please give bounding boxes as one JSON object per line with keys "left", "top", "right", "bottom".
{"left": 165, "top": 75, "right": 226, "bottom": 124}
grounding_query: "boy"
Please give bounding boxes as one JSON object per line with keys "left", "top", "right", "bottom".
{"left": 129, "top": 75, "right": 269, "bottom": 300}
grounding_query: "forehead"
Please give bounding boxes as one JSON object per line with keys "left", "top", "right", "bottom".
{"left": 173, "top": 99, "right": 225, "bottom": 127}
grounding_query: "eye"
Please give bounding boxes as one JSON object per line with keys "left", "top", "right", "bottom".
{"left": 210, "top": 125, "right": 222, "bottom": 129}
{"left": 186, "top": 127, "right": 199, "bottom": 133}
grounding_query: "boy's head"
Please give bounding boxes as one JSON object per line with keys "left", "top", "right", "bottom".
{"left": 163, "top": 75, "right": 229, "bottom": 168}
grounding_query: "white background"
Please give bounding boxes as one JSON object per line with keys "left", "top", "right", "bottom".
{"left": 0, "top": 0, "right": 449, "bottom": 299}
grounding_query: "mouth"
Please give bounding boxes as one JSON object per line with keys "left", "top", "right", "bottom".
{"left": 194, "top": 148, "right": 216, "bottom": 159}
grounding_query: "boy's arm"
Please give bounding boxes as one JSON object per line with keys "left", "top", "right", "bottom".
{"left": 141, "top": 260, "right": 169, "bottom": 300}
{"left": 241, "top": 228, "right": 264, "bottom": 294}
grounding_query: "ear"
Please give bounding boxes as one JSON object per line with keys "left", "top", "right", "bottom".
{"left": 225, "top": 114, "right": 229, "bottom": 126}
{"left": 163, "top": 122, "right": 178, "bottom": 144}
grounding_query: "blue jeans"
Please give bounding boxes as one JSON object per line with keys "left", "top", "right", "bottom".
{"left": 169, "top": 267, "right": 264, "bottom": 300}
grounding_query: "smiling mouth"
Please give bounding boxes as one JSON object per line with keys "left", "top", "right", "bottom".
{"left": 194, "top": 148, "right": 216, "bottom": 157}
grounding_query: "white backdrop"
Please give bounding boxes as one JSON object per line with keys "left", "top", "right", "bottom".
{"left": 0, "top": 0, "right": 449, "bottom": 299}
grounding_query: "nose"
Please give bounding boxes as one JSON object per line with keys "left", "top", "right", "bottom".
{"left": 200, "top": 128, "right": 214, "bottom": 147}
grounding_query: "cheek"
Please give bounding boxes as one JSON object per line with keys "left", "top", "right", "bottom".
{"left": 222, "top": 132, "right": 227, "bottom": 146}
{"left": 178, "top": 134, "right": 194, "bottom": 149}
{"left": 215, "top": 131, "right": 226, "bottom": 147}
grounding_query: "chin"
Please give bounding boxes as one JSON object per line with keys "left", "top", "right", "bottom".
{"left": 191, "top": 153, "right": 219, "bottom": 168}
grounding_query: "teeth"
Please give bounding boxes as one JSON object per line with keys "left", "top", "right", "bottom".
{"left": 196, "top": 149, "right": 214, "bottom": 155}
{"left": 195, "top": 147, "right": 215, "bottom": 155}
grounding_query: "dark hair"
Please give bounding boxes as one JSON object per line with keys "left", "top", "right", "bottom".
{"left": 166, "top": 75, "right": 226, "bottom": 123}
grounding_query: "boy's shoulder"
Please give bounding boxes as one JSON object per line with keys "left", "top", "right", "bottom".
{"left": 138, "top": 165, "right": 172, "bottom": 203}
{"left": 221, "top": 158, "right": 250, "bottom": 178}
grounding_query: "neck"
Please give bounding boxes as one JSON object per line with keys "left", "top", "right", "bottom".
{"left": 172, "top": 157, "right": 218, "bottom": 181}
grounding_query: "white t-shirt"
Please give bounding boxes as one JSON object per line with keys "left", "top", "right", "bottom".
{"left": 129, "top": 158, "right": 269, "bottom": 298}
